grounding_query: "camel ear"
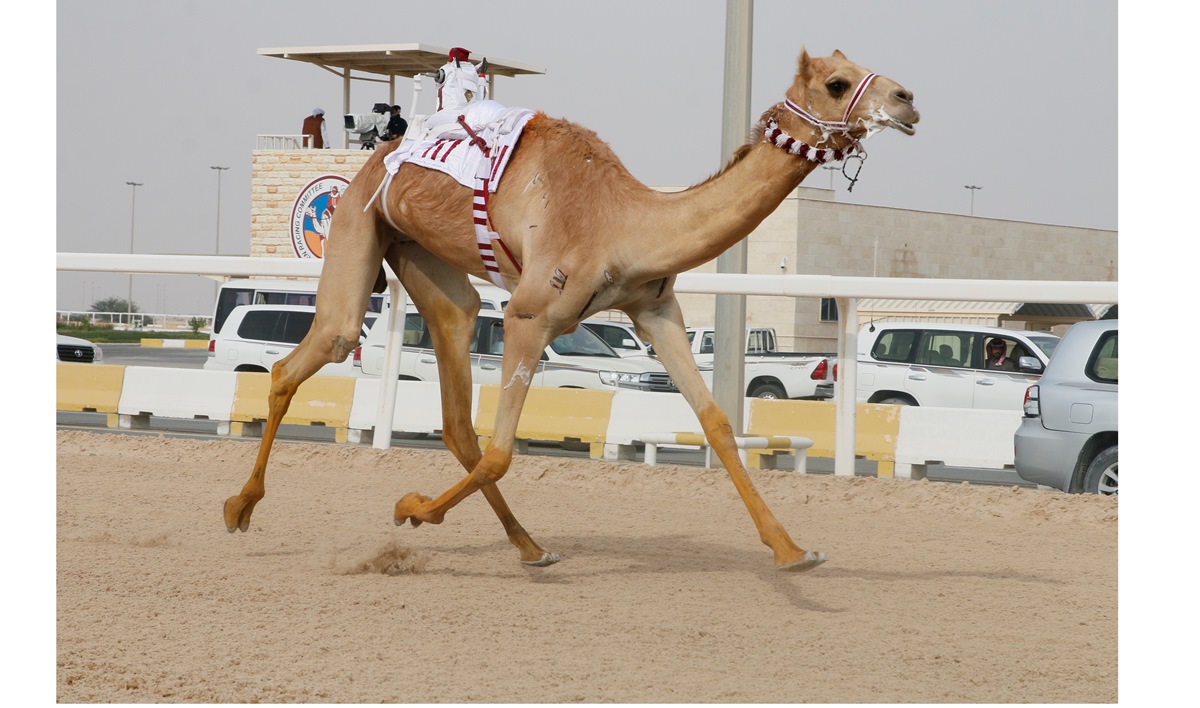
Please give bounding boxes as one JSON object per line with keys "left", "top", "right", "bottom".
{"left": 833, "top": 49, "right": 847, "bottom": 60}
{"left": 797, "top": 48, "right": 813, "bottom": 82}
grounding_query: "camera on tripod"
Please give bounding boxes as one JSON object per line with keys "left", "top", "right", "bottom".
{"left": 343, "top": 103, "right": 391, "bottom": 149}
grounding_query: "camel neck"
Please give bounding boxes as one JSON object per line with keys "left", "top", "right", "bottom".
{"left": 634, "top": 139, "right": 818, "bottom": 279}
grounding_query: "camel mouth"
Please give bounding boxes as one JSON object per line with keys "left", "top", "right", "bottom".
{"left": 868, "top": 107, "right": 918, "bottom": 137}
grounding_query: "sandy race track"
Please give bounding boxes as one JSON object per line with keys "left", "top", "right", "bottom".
{"left": 56, "top": 430, "right": 1117, "bottom": 703}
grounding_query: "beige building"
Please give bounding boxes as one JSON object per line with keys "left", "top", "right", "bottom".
{"left": 251, "top": 147, "right": 1116, "bottom": 352}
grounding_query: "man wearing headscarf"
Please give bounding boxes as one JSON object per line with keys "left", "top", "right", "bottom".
{"left": 302, "top": 107, "right": 330, "bottom": 149}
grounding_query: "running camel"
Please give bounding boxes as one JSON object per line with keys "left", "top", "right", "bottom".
{"left": 223, "top": 48, "right": 920, "bottom": 572}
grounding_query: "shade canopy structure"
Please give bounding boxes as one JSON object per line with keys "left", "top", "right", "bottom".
{"left": 856, "top": 299, "right": 1101, "bottom": 328}
{"left": 259, "top": 43, "right": 546, "bottom": 147}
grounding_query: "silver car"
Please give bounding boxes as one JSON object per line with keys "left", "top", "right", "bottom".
{"left": 1014, "top": 319, "right": 1118, "bottom": 494}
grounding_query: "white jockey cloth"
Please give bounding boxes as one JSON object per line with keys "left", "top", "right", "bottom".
{"left": 382, "top": 100, "right": 534, "bottom": 192}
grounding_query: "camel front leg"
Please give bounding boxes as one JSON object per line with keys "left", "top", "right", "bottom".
{"left": 627, "top": 296, "right": 826, "bottom": 572}
{"left": 224, "top": 337, "right": 344, "bottom": 532}
{"left": 393, "top": 312, "right": 559, "bottom": 563}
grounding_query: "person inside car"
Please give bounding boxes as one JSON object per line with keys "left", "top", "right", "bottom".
{"left": 985, "top": 337, "right": 1017, "bottom": 371}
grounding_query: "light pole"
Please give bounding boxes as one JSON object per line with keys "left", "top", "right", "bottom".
{"left": 210, "top": 166, "right": 230, "bottom": 303}
{"left": 823, "top": 165, "right": 838, "bottom": 189}
{"left": 210, "top": 166, "right": 229, "bottom": 254}
{"left": 125, "top": 181, "right": 143, "bottom": 327}
{"left": 964, "top": 184, "right": 982, "bottom": 216}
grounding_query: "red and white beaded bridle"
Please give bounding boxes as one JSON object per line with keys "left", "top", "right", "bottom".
{"left": 762, "top": 72, "right": 878, "bottom": 165}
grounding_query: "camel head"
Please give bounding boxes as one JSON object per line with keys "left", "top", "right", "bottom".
{"left": 783, "top": 48, "right": 919, "bottom": 143}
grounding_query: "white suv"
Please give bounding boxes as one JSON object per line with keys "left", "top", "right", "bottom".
{"left": 855, "top": 321, "right": 1060, "bottom": 410}
{"left": 579, "top": 319, "right": 654, "bottom": 359}
{"left": 203, "top": 304, "right": 372, "bottom": 377}
{"left": 355, "top": 308, "right": 676, "bottom": 392}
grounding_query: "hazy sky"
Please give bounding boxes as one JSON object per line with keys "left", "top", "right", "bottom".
{"left": 53, "top": 0, "right": 1117, "bottom": 315}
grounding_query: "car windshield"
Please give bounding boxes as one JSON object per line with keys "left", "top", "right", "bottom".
{"left": 1028, "top": 335, "right": 1061, "bottom": 360}
{"left": 549, "top": 326, "right": 619, "bottom": 358}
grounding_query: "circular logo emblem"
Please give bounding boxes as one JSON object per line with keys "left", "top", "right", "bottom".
{"left": 290, "top": 175, "right": 350, "bottom": 259}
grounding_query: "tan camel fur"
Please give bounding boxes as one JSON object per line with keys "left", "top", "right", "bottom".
{"left": 224, "top": 49, "right": 919, "bottom": 571}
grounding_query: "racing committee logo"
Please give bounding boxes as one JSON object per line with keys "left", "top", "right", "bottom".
{"left": 290, "top": 175, "right": 350, "bottom": 258}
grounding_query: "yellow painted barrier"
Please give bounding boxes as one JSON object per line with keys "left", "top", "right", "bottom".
{"left": 746, "top": 399, "right": 902, "bottom": 476}
{"left": 56, "top": 363, "right": 125, "bottom": 426}
{"left": 475, "top": 386, "right": 614, "bottom": 458}
{"left": 230, "top": 372, "right": 357, "bottom": 443}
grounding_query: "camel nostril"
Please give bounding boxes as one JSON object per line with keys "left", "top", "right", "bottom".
{"left": 895, "top": 89, "right": 914, "bottom": 104}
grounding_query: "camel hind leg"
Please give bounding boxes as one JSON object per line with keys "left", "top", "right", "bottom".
{"left": 393, "top": 294, "right": 555, "bottom": 547}
{"left": 626, "top": 295, "right": 826, "bottom": 572}
{"left": 384, "top": 243, "right": 559, "bottom": 565}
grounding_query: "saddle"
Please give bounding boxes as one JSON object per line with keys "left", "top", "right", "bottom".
{"left": 403, "top": 99, "right": 529, "bottom": 148}
{"left": 377, "top": 100, "right": 535, "bottom": 290}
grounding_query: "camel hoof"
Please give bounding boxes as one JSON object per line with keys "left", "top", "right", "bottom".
{"left": 223, "top": 495, "right": 256, "bottom": 533}
{"left": 394, "top": 493, "right": 433, "bottom": 528}
{"left": 521, "top": 552, "right": 561, "bottom": 568}
{"left": 778, "top": 550, "right": 827, "bottom": 573}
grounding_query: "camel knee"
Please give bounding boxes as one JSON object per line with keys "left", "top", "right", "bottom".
{"left": 329, "top": 333, "right": 358, "bottom": 363}
{"left": 698, "top": 404, "right": 734, "bottom": 437}
{"left": 472, "top": 446, "right": 513, "bottom": 485}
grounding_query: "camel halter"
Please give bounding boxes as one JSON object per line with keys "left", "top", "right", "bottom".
{"left": 764, "top": 73, "right": 877, "bottom": 191}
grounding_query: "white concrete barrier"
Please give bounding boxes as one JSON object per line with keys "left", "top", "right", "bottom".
{"left": 117, "top": 367, "right": 237, "bottom": 431}
{"left": 348, "top": 379, "right": 469, "bottom": 444}
{"left": 894, "top": 406, "right": 1023, "bottom": 479}
{"left": 61, "top": 363, "right": 1027, "bottom": 480}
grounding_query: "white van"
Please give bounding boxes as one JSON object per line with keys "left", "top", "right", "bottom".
{"left": 211, "top": 277, "right": 505, "bottom": 335}
{"left": 856, "top": 321, "right": 1060, "bottom": 410}
{"left": 204, "top": 304, "right": 372, "bottom": 377}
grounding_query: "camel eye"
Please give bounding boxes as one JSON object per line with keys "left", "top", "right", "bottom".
{"left": 826, "top": 78, "right": 850, "bottom": 99}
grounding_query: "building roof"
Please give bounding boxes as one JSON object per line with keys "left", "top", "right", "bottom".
{"left": 257, "top": 43, "right": 546, "bottom": 79}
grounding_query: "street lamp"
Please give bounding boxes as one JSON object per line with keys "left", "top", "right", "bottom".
{"left": 210, "top": 166, "right": 230, "bottom": 302}
{"left": 823, "top": 165, "right": 838, "bottom": 190}
{"left": 964, "top": 184, "right": 982, "bottom": 216}
{"left": 210, "top": 166, "right": 229, "bottom": 254}
{"left": 125, "top": 181, "right": 143, "bottom": 327}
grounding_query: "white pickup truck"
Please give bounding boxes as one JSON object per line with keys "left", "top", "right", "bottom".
{"left": 685, "top": 326, "right": 835, "bottom": 400}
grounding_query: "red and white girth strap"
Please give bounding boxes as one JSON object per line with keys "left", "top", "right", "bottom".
{"left": 459, "top": 116, "right": 521, "bottom": 289}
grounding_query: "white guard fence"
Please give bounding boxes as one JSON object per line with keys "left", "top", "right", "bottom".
{"left": 56, "top": 253, "right": 1117, "bottom": 476}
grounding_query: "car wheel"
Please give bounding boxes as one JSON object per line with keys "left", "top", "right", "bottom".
{"left": 1082, "top": 445, "right": 1118, "bottom": 496}
{"left": 749, "top": 383, "right": 787, "bottom": 400}
{"left": 878, "top": 396, "right": 914, "bottom": 406}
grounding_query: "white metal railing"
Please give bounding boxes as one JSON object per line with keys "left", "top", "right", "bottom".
{"left": 256, "top": 134, "right": 312, "bottom": 150}
{"left": 57, "top": 310, "right": 212, "bottom": 330}
{"left": 56, "top": 252, "right": 1118, "bottom": 474}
